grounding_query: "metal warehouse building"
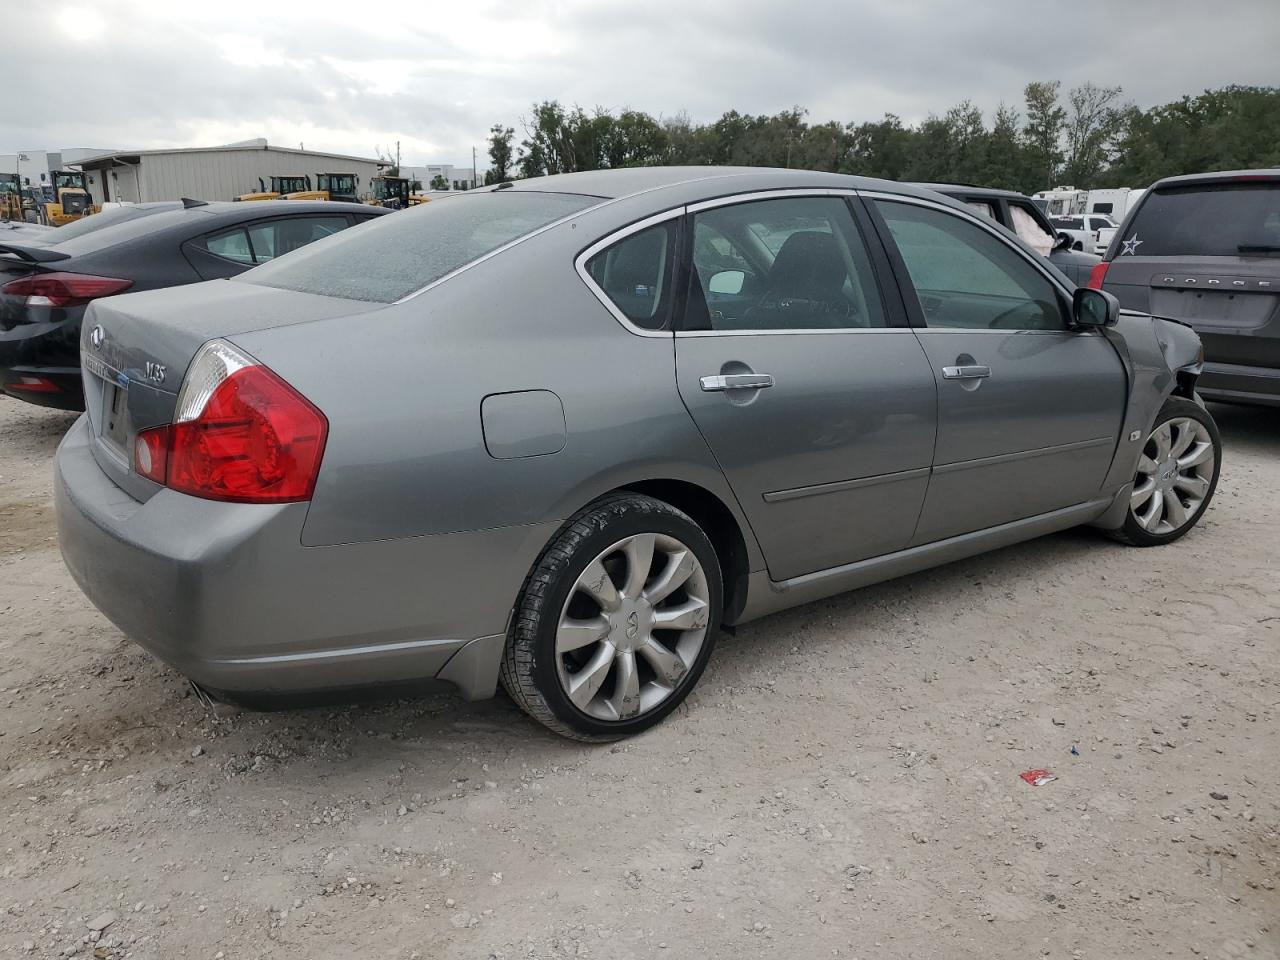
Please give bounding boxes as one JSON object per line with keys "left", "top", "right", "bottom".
{"left": 74, "top": 139, "right": 385, "bottom": 205}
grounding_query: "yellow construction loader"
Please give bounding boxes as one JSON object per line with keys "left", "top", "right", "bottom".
{"left": 368, "top": 176, "right": 430, "bottom": 210}
{"left": 0, "top": 173, "right": 24, "bottom": 221}
{"left": 40, "top": 171, "right": 98, "bottom": 226}
{"left": 236, "top": 175, "right": 312, "bottom": 201}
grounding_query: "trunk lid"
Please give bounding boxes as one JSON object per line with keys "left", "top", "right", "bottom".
{"left": 80, "top": 278, "right": 382, "bottom": 500}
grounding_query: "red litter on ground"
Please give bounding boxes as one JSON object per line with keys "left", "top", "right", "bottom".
{"left": 1020, "top": 769, "right": 1057, "bottom": 787}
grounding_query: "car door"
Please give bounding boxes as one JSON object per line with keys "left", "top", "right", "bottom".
{"left": 868, "top": 196, "right": 1126, "bottom": 544}
{"left": 671, "top": 193, "right": 938, "bottom": 581}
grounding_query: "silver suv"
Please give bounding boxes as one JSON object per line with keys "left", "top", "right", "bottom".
{"left": 1093, "top": 169, "right": 1280, "bottom": 407}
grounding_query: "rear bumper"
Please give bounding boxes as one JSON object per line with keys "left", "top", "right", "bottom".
{"left": 1198, "top": 360, "right": 1280, "bottom": 408}
{"left": 55, "top": 416, "right": 552, "bottom": 699}
{"left": 0, "top": 317, "right": 85, "bottom": 409}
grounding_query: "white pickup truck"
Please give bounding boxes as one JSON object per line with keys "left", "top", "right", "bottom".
{"left": 1051, "top": 213, "right": 1118, "bottom": 255}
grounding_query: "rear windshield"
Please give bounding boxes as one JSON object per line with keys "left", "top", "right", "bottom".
{"left": 241, "top": 191, "right": 599, "bottom": 303}
{"left": 43, "top": 204, "right": 178, "bottom": 244}
{"left": 1122, "top": 183, "right": 1280, "bottom": 257}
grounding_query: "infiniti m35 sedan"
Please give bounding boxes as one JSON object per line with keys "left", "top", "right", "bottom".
{"left": 55, "top": 168, "right": 1220, "bottom": 740}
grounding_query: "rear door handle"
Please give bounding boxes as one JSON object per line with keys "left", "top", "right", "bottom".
{"left": 941, "top": 365, "right": 991, "bottom": 380}
{"left": 700, "top": 373, "right": 775, "bottom": 392}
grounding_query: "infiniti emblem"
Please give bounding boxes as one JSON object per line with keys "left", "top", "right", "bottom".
{"left": 625, "top": 611, "right": 639, "bottom": 640}
{"left": 90, "top": 325, "right": 104, "bottom": 349}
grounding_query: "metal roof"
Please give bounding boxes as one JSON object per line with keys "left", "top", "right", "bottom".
{"left": 74, "top": 140, "right": 385, "bottom": 169}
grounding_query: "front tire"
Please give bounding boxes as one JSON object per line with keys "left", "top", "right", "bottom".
{"left": 501, "top": 493, "right": 723, "bottom": 741}
{"left": 1110, "top": 397, "right": 1221, "bottom": 546}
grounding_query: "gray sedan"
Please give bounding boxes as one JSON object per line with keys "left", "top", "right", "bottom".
{"left": 55, "top": 167, "right": 1221, "bottom": 740}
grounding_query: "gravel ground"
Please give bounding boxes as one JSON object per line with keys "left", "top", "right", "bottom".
{"left": 0, "top": 398, "right": 1276, "bottom": 960}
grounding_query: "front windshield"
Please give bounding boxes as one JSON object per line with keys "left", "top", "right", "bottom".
{"left": 55, "top": 173, "right": 83, "bottom": 190}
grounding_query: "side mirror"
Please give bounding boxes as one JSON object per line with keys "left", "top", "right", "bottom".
{"left": 1053, "top": 232, "right": 1073, "bottom": 251}
{"left": 707, "top": 269, "right": 745, "bottom": 295}
{"left": 1073, "top": 287, "right": 1119, "bottom": 328}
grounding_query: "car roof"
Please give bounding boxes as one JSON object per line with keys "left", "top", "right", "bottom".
{"left": 1150, "top": 168, "right": 1280, "bottom": 189}
{"left": 499, "top": 166, "right": 948, "bottom": 204}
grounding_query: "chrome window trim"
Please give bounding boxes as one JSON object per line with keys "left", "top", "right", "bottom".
{"left": 858, "top": 189, "right": 1077, "bottom": 304}
{"left": 675, "top": 327, "right": 914, "bottom": 338}
{"left": 686, "top": 187, "right": 860, "bottom": 213}
{"left": 573, "top": 207, "right": 685, "bottom": 338}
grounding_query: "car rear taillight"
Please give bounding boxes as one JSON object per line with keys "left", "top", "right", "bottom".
{"left": 1, "top": 272, "right": 133, "bottom": 308}
{"left": 1086, "top": 262, "right": 1109, "bottom": 290}
{"left": 7, "top": 375, "right": 61, "bottom": 393}
{"left": 134, "top": 340, "right": 327, "bottom": 503}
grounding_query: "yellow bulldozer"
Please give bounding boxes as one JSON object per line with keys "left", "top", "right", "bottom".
{"left": 40, "top": 171, "right": 98, "bottom": 226}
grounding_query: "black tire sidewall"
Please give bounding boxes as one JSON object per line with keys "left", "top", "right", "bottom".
{"left": 529, "top": 502, "right": 723, "bottom": 739}
{"left": 1121, "top": 397, "right": 1222, "bottom": 546}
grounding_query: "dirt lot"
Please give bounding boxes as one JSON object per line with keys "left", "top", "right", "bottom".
{"left": 1, "top": 398, "right": 1276, "bottom": 960}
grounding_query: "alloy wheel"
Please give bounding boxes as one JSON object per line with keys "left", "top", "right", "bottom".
{"left": 1129, "top": 416, "right": 1216, "bottom": 535}
{"left": 555, "top": 533, "right": 711, "bottom": 722}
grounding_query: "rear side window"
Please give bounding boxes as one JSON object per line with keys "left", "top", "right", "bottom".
{"left": 586, "top": 223, "right": 676, "bottom": 330}
{"left": 964, "top": 200, "right": 996, "bottom": 220}
{"left": 1121, "top": 183, "right": 1280, "bottom": 257}
{"left": 247, "top": 215, "right": 349, "bottom": 262}
{"left": 242, "top": 192, "right": 597, "bottom": 303}
{"left": 204, "top": 227, "right": 254, "bottom": 264}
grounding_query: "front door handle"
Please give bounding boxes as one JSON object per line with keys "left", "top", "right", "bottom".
{"left": 941, "top": 364, "right": 991, "bottom": 380}
{"left": 700, "top": 373, "right": 775, "bottom": 392}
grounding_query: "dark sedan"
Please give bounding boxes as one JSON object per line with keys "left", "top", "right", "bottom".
{"left": 0, "top": 199, "right": 387, "bottom": 408}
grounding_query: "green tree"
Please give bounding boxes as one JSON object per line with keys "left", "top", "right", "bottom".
{"left": 486, "top": 124, "right": 515, "bottom": 183}
{"left": 429, "top": 174, "right": 448, "bottom": 190}
{"left": 1023, "top": 80, "right": 1067, "bottom": 189}
{"left": 1063, "top": 83, "right": 1125, "bottom": 186}
{"left": 980, "top": 103, "right": 1031, "bottom": 190}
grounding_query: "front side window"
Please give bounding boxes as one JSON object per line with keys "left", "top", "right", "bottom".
{"left": 1009, "top": 204, "right": 1055, "bottom": 257}
{"left": 876, "top": 200, "right": 1065, "bottom": 331}
{"left": 684, "top": 196, "right": 885, "bottom": 331}
{"left": 585, "top": 222, "right": 676, "bottom": 330}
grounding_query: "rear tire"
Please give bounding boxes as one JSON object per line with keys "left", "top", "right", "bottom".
{"left": 1108, "top": 397, "right": 1221, "bottom": 547}
{"left": 500, "top": 493, "right": 723, "bottom": 741}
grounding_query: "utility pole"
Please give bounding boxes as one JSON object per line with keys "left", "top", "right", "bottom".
{"left": 472, "top": 146, "right": 477, "bottom": 189}
{"left": 396, "top": 141, "right": 400, "bottom": 173}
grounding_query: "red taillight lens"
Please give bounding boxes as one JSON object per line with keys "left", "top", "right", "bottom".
{"left": 1086, "top": 262, "right": 1109, "bottom": 290}
{"left": 167, "top": 363, "right": 327, "bottom": 503}
{"left": 1, "top": 272, "right": 133, "bottom": 308}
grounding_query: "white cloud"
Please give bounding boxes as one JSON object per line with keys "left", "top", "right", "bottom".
{"left": 3, "top": 0, "right": 1275, "bottom": 167}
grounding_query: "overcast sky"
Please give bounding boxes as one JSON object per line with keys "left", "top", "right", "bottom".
{"left": 5, "top": 0, "right": 1277, "bottom": 167}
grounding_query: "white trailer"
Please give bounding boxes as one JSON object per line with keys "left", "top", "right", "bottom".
{"left": 1031, "top": 186, "right": 1088, "bottom": 217}
{"left": 1086, "top": 187, "right": 1147, "bottom": 220}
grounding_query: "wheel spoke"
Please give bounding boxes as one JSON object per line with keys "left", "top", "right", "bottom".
{"left": 1174, "top": 473, "right": 1209, "bottom": 499}
{"left": 1163, "top": 489, "right": 1188, "bottom": 529}
{"left": 653, "top": 597, "right": 710, "bottom": 632}
{"left": 1140, "top": 488, "right": 1164, "bottom": 531}
{"left": 1137, "top": 454, "right": 1158, "bottom": 474}
{"left": 608, "top": 649, "right": 641, "bottom": 719}
{"left": 1169, "top": 420, "right": 1196, "bottom": 458}
{"left": 577, "top": 558, "right": 621, "bottom": 612}
{"left": 637, "top": 635, "right": 687, "bottom": 687}
{"left": 556, "top": 615, "right": 609, "bottom": 654}
{"left": 644, "top": 548, "right": 696, "bottom": 605}
{"left": 621, "top": 534, "right": 656, "bottom": 598}
{"left": 1152, "top": 423, "right": 1172, "bottom": 460}
{"left": 1130, "top": 478, "right": 1157, "bottom": 509}
{"left": 567, "top": 643, "right": 615, "bottom": 708}
{"left": 1178, "top": 441, "right": 1214, "bottom": 470}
